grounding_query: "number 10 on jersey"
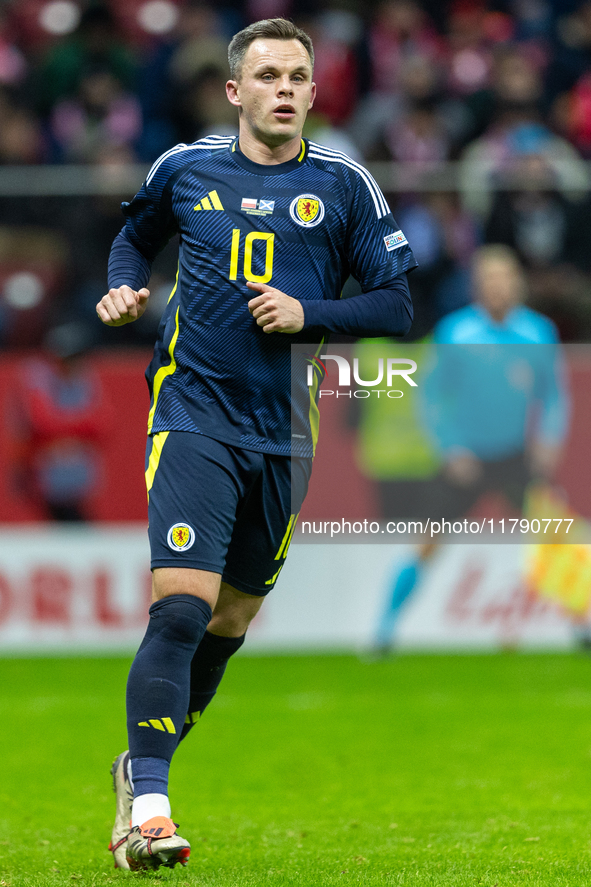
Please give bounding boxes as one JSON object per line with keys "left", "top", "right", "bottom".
{"left": 229, "top": 229, "right": 275, "bottom": 284}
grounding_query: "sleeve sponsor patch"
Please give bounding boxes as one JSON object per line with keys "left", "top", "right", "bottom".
{"left": 384, "top": 230, "right": 408, "bottom": 252}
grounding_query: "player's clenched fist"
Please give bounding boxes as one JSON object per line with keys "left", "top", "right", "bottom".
{"left": 246, "top": 281, "right": 304, "bottom": 334}
{"left": 96, "top": 285, "right": 150, "bottom": 326}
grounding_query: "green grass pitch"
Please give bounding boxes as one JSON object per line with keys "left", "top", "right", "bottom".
{"left": 1, "top": 652, "right": 591, "bottom": 886}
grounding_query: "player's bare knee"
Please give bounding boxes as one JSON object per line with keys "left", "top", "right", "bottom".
{"left": 209, "top": 584, "right": 264, "bottom": 635}
{"left": 207, "top": 609, "right": 257, "bottom": 637}
{"left": 152, "top": 567, "right": 221, "bottom": 610}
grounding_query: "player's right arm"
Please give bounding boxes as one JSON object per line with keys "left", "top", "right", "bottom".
{"left": 96, "top": 284, "right": 151, "bottom": 326}
{"left": 97, "top": 144, "right": 183, "bottom": 327}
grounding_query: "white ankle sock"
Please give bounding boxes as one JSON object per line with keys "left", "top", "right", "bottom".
{"left": 131, "top": 793, "right": 171, "bottom": 827}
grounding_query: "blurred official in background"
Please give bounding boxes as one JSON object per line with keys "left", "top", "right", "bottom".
{"left": 373, "top": 244, "right": 569, "bottom": 651}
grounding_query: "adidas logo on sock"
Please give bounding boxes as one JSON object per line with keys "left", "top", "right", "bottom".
{"left": 137, "top": 717, "right": 176, "bottom": 734}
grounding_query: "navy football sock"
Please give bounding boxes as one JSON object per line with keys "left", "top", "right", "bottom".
{"left": 179, "top": 630, "right": 246, "bottom": 742}
{"left": 130, "top": 756, "right": 170, "bottom": 799}
{"left": 126, "top": 594, "right": 212, "bottom": 796}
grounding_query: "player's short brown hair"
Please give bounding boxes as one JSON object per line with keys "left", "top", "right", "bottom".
{"left": 228, "top": 18, "right": 314, "bottom": 81}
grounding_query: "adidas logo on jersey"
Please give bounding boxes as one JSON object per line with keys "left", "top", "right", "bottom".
{"left": 194, "top": 190, "right": 224, "bottom": 211}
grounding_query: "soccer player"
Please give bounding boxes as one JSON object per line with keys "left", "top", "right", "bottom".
{"left": 97, "top": 17, "right": 416, "bottom": 872}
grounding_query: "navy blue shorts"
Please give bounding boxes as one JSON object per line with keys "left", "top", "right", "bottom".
{"left": 145, "top": 431, "right": 312, "bottom": 596}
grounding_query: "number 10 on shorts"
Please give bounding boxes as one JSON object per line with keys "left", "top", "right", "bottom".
{"left": 229, "top": 229, "right": 275, "bottom": 283}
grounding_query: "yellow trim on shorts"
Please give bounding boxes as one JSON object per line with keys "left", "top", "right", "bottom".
{"left": 145, "top": 431, "right": 169, "bottom": 500}
{"left": 275, "top": 512, "right": 299, "bottom": 561}
{"left": 265, "top": 564, "right": 284, "bottom": 586}
{"left": 265, "top": 514, "right": 299, "bottom": 584}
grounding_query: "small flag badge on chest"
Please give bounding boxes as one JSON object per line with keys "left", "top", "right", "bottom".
{"left": 241, "top": 198, "right": 275, "bottom": 215}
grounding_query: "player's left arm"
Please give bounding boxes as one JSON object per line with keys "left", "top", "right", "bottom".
{"left": 247, "top": 164, "right": 417, "bottom": 336}
{"left": 246, "top": 276, "right": 413, "bottom": 336}
{"left": 298, "top": 165, "right": 417, "bottom": 338}
{"left": 296, "top": 273, "right": 413, "bottom": 337}
{"left": 246, "top": 272, "right": 414, "bottom": 337}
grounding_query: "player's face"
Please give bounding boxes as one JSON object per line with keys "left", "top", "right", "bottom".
{"left": 227, "top": 38, "right": 316, "bottom": 149}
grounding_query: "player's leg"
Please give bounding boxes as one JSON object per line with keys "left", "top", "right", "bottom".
{"left": 126, "top": 568, "right": 219, "bottom": 821}
{"left": 123, "top": 571, "right": 216, "bottom": 870}
{"left": 111, "top": 566, "right": 218, "bottom": 870}
{"left": 179, "top": 453, "right": 311, "bottom": 745}
{"left": 178, "top": 582, "right": 264, "bottom": 742}
{"left": 208, "top": 581, "right": 266, "bottom": 636}
{"left": 112, "top": 432, "right": 255, "bottom": 870}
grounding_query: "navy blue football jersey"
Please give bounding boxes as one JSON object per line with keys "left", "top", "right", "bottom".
{"left": 121, "top": 135, "right": 417, "bottom": 457}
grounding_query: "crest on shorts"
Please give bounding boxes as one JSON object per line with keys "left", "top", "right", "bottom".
{"left": 290, "top": 194, "right": 325, "bottom": 227}
{"left": 167, "top": 522, "right": 195, "bottom": 552}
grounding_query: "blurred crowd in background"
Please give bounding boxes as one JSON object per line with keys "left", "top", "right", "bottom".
{"left": 0, "top": 0, "right": 590, "bottom": 526}
{"left": 0, "top": 0, "right": 590, "bottom": 351}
